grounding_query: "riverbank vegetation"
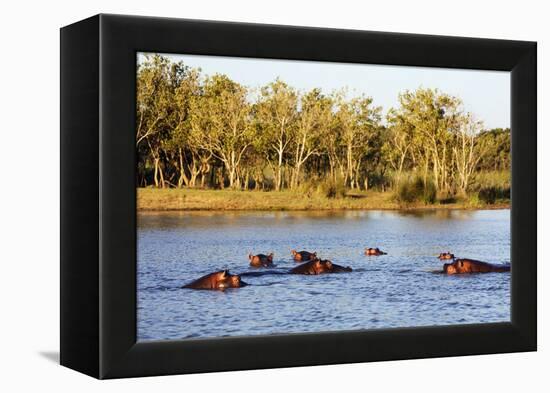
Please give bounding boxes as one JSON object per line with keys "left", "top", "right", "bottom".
{"left": 136, "top": 54, "right": 510, "bottom": 210}
{"left": 137, "top": 187, "right": 510, "bottom": 211}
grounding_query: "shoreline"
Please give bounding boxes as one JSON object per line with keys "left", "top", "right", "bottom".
{"left": 137, "top": 188, "right": 510, "bottom": 212}
{"left": 137, "top": 205, "right": 511, "bottom": 212}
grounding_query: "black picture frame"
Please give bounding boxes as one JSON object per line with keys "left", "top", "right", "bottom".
{"left": 60, "top": 14, "right": 537, "bottom": 379}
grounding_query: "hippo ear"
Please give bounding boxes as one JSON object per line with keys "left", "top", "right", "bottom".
{"left": 325, "top": 260, "right": 333, "bottom": 268}
{"left": 313, "top": 252, "right": 317, "bottom": 256}
{"left": 221, "top": 270, "right": 228, "bottom": 278}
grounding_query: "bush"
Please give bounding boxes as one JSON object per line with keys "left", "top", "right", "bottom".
{"left": 423, "top": 178, "right": 437, "bottom": 204}
{"left": 317, "top": 176, "right": 346, "bottom": 199}
{"left": 396, "top": 176, "right": 436, "bottom": 204}
{"left": 470, "top": 171, "right": 510, "bottom": 204}
{"left": 366, "top": 172, "right": 392, "bottom": 192}
{"left": 478, "top": 186, "right": 510, "bottom": 204}
{"left": 296, "top": 177, "right": 319, "bottom": 197}
{"left": 471, "top": 170, "right": 510, "bottom": 190}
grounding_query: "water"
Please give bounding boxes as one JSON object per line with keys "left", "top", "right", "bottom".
{"left": 137, "top": 209, "right": 510, "bottom": 341}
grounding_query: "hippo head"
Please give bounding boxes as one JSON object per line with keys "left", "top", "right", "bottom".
{"left": 439, "top": 252, "right": 455, "bottom": 260}
{"left": 313, "top": 259, "right": 333, "bottom": 273}
{"left": 227, "top": 274, "right": 245, "bottom": 288}
{"left": 216, "top": 270, "right": 245, "bottom": 288}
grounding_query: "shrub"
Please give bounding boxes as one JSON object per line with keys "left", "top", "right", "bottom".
{"left": 466, "top": 192, "right": 482, "bottom": 207}
{"left": 317, "top": 176, "right": 346, "bottom": 199}
{"left": 296, "top": 177, "right": 319, "bottom": 197}
{"left": 422, "top": 178, "right": 437, "bottom": 204}
{"left": 366, "top": 172, "right": 392, "bottom": 192}
{"left": 470, "top": 170, "right": 510, "bottom": 191}
{"left": 469, "top": 170, "right": 510, "bottom": 205}
{"left": 478, "top": 186, "right": 510, "bottom": 204}
{"left": 396, "top": 176, "right": 436, "bottom": 204}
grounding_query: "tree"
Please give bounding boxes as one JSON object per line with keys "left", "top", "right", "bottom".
{"left": 189, "top": 74, "right": 253, "bottom": 189}
{"left": 389, "top": 88, "right": 462, "bottom": 194}
{"left": 333, "top": 93, "right": 382, "bottom": 189}
{"left": 453, "top": 114, "right": 485, "bottom": 194}
{"left": 254, "top": 79, "right": 297, "bottom": 191}
{"left": 384, "top": 109, "right": 414, "bottom": 186}
{"left": 164, "top": 68, "right": 216, "bottom": 188}
{"left": 136, "top": 54, "right": 187, "bottom": 187}
{"left": 289, "top": 89, "right": 332, "bottom": 189}
{"left": 321, "top": 100, "right": 345, "bottom": 182}
{"left": 363, "top": 126, "right": 390, "bottom": 191}
{"left": 475, "top": 128, "right": 510, "bottom": 171}
{"left": 135, "top": 54, "right": 507, "bottom": 198}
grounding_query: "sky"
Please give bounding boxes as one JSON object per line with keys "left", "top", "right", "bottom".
{"left": 138, "top": 52, "right": 510, "bottom": 129}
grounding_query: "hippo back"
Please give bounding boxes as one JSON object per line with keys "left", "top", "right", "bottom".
{"left": 290, "top": 260, "right": 318, "bottom": 274}
{"left": 183, "top": 271, "right": 223, "bottom": 289}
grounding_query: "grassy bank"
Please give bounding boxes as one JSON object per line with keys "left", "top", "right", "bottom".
{"left": 137, "top": 188, "right": 510, "bottom": 211}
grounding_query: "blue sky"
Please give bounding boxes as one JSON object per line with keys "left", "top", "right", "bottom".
{"left": 139, "top": 52, "right": 510, "bottom": 129}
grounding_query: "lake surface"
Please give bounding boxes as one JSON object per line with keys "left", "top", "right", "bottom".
{"left": 137, "top": 209, "right": 510, "bottom": 341}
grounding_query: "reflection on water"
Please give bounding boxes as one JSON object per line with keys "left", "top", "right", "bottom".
{"left": 137, "top": 209, "right": 510, "bottom": 341}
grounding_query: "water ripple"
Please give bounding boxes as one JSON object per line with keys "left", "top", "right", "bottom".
{"left": 137, "top": 209, "right": 511, "bottom": 341}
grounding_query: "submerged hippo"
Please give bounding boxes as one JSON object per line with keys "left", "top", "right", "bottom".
{"left": 291, "top": 249, "right": 317, "bottom": 262}
{"left": 438, "top": 251, "right": 455, "bottom": 260}
{"left": 290, "top": 259, "right": 352, "bottom": 275}
{"left": 183, "top": 270, "right": 248, "bottom": 290}
{"left": 249, "top": 253, "right": 274, "bottom": 267}
{"left": 365, "top": 247, "right": 387, "bottom": 256}
{"left": 443, "top": 258, "right": 511, "bottom": 275}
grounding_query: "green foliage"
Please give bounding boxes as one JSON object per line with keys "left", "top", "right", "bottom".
{"left": 477, "top": 186, "right": 510, "bottom": 204}
{"left": 423, "top": 178, "right": 438, "bottom": 204}
{"left": 135, "top": 54, "right": 510, "bottom": 206}
{"left": 396, "top": 176, "right": 437, "bottom": 204}
{"left": 317, "top": 176, "right": 347, "bottom": 199}
{"left": 295, "top": 176, "right": 318, "bottom": 197}
{"left": 470, "top": 171, "right": 510, "bottom": 204}
{"left": 475, "top": 128, "right": 511, "bottom": 171}
{"left": 470, "top": 170, "right": 510, "bottom": 190}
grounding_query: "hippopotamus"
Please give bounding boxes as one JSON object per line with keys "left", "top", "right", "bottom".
{"left": 249, "top": 253, "right": 274, "bottom": 267}
{"left": 365, "top": 247, "right": 387, "bottom": 256}
{"left": 290, "top": 259, "right": 352, "bottom": 275}
{"left": 291, "top": 249, "right": 317, "bottom": 262}
{"left": 183, "top": 270, "right": 248, "bottom": 290}
{"left": 438, "top": 251, "right": 455, "bottom": 260}
{"left": 443, "top": 258, "right": 511, "bottom": 275}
